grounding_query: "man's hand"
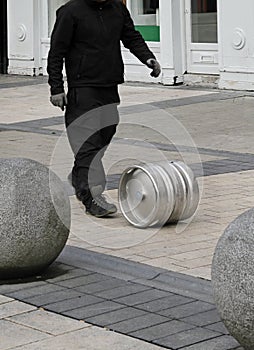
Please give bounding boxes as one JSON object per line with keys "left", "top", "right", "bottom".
{"left": 146, "top": 58, "right": 161, "bottom": 78}
{"left": 50, "top": 92, "right": 68, "bottom": 111}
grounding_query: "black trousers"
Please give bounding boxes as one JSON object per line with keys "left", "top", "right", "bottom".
{"left": 65, "top": 86, "right": 120, "bottom": 194}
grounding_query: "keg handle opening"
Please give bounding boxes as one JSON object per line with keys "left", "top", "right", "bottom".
{"left": 136, "top": 190, "right": 146, "bottom": 201}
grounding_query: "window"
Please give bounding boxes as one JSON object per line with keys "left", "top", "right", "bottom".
{"left": 142, "top": 0, "right": 158, "bottom": 15}
{"left": 191, "top": 0, "right": 217, "bottom": 43}
{"left": 131, "top": 0, "right": 158, "bottom": 26}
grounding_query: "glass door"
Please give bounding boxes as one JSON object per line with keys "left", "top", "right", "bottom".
{"left": 185, "top": 0, "right": 218, "bottom": 74}
{"left": 130, "top": 0, "right": 160, "bottom": 41}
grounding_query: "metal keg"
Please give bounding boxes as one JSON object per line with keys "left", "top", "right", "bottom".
{"left": 118, "top": 161, "right": 200, "bottom": 228}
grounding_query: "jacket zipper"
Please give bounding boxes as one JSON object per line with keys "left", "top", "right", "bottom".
{"left": 98, "top": 7, "right": 106, "bottom": 33}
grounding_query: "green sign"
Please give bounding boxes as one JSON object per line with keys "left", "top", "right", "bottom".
{"left": 135, "top": 25, "right": 160, "bottom": 42}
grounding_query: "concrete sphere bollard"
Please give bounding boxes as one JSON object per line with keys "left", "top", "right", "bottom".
{"left": 0, "top": 158, "right": 71, "bottom": 279}
{"left": 211, "top": 208, "right": 254, "bottom": 350}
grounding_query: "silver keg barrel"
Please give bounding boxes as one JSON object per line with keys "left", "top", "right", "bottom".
{"left": 118, "top": 161, "right": 200, "bottom": 228}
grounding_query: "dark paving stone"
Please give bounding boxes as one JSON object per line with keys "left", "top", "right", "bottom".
{"left": 142, "top": 270, "right": 211, "bottom": 286}
{"left": 158, "top": 300, "right": 216, "bottom": 319}
{"left": 0, "top": 76, "right": 48, "bottom": 89}
{"left": 0, "top": 244, "right": 236, "bottom": 349}
{"left": 153, "top": 327, "right": 221, "bottom": 349}
{"left": 12, "top": 116, "right": 63, "bottom": 127}
{"left": 63, "top": 300, "right": 124, "bottom": 320}
{"left": 0, "top": 280, "right": 47, "bottom": 294}
{"left": 44, "top": 294, "right": 104, "bottom": 313}
{"left": 41, "top": 262, "right": 75, "bottom": 274}
{"left": 0, "top": 123, "right": 62, "bottom": 136}
{"left": 205, "top": 321, "right": 230, "bottom": 335}
{"left": 130, "top": 320, "right": 195, "bottom": 342}
{"left": 135, "top": 294, "right": 194, "bottom": 313}
{"left": 86, "top": 307, "right": 147, "bottom": 327}
{"left": 181, "top": 309, "right": 222, "bottom": 327}
{"left": 151, "top": 91, "right": 245, "bottom": 109}
{"left": 53, "top": 273, "right": 109, "bottom": 288}
{"left": 24, "top": 288, "right": 84, "bottom": 307}
{"left": 145, "top": 271, "right": 214, "bottom": 303}
{"left": 109, "top": 313, "right": 170, "bottom": 334}
{"left": 114, "top": 289, "right": 169, "bottom": 306}
{"left": 60, "top": 245, "right": 162, "bottom": 281}
{"left": 180, "top": 335, "right": 241, "bottom": 350}
{"left": 45, "top": 268, "right": 94, "bottom": 283}
{"left": 7, "top": 284, "right": 64, "bottom": 300}
{"left": 106, "top": 151, "right": 254, "bottom": 185}
{"left": 74, "top": 277, "right": 127, "bottom": 294}
{"left": 94, "top": 282, "right": 150, "bottom": 299}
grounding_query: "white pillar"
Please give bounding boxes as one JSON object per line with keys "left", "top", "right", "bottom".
{"left": 160, "top": 0, "right": 185, "bottom": 85}
{"left": 218, "top": 0, "right": 254, "bottom": 90}
{"left": 8, "top": 0, "right": 43, "bottom": 75}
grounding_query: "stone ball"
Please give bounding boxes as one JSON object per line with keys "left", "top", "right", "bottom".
{"left": 0, "top": 158, "right": 71, "bottom": 279}
{"left": 211, "top": 208, "right": 254, "bottom": 350}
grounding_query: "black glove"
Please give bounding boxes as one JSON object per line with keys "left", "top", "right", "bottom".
{"left": 146, "top": 58, "right": 161, "bottom": 78}
{"left": 50, "top": 92, "right": 68, "bottom": 111}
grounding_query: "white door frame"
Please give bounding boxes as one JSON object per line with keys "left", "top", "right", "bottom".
{"left": 185, "top": 0, "right": 219, "bottom": 74}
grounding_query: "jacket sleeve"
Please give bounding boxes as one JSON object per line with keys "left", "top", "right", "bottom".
{"left": 120, "top": 5, "right": 155, "bottom": 65}
{"left": 47, "top": 6, "right": 74, "bottom": 95}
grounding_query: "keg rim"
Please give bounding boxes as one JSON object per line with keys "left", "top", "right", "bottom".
{"left": 118, "top": 164, "right": 161, "bottom": 228}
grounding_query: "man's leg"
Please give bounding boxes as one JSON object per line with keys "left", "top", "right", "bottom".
{"left": 75, "top": 105, "right": 119, "bottom": 217}
{"left": 65, "top": 86, "right": 119, "bottom": 217}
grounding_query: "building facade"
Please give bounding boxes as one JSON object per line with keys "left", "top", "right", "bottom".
{"left": 0, "top": 0, "right": 8, "bottom": 74}
{"left": 3, "top": 0, "right": 254, "bottom": 90}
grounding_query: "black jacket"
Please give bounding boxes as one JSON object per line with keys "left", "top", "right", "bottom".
{"left": 47, "top": 0, "right": 156, "bottom": 95}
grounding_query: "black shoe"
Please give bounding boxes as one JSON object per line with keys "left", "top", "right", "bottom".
{"left": 86, "top": 194, "right": 117, "bottom": 218}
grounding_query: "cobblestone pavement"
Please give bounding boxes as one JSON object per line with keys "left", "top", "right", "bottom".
{"left": 0, "top": 74, "right": 251, "bottom": 349}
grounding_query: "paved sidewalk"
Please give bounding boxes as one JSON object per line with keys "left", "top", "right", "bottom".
{"left": 0, "top": 249, "right": 241, "bottom": 350}
{"left": 0, "top": 74, "right": 252, "bottom": 349}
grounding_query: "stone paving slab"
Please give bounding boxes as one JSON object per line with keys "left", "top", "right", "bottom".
{"left": 22, "top": 289, "right": 84, "bottom": 306}
{"left": 113, "top": 289, "right": 170, "bottom": 307}
{"left": 157, "top": 300, "right": 216, "bottom": 319}
{"left": 106, "top": 313, "right": 170, "bottom": 334}
{"left": 7, "top": 309, "right": 86, "bottom": 335}
{"left": 153, "top": 327, "right": 222, "bottom": 349}
{"left": 130, "top": 295, "right": 192, "bottom": 313}
{"left": 0, "top": 248, "right": 241, "bottom": 349}
{"left": 0, "top": 318, "right": 51, "bottom": 349}
{"left": 85, "top": 306, "right": 147, "bottom": 327}
{"left": 62, "top": 300, "right": 125, "bottom": 319}
{"left": 0, "top": 295, "right": 13, "bottom": 304}
{"left": 129, "top": 320, "right": 195, "bottom": 342}
{"left": 0, "top": 300, "right": 36, "bottom": 319}
{"left": 180, "top": 335, "right": 242, "bottom": 350}
{"left": 94, "top": 282, "right": 151, "bottom": 299}
{"left": 181, "top": 309, "right": 222, "bottom": 327}
{"left": 205, "top": 321, "right": 230, "bottom": 334}
{"left": 7, "top": 325, "right": 168, "bottom": 350}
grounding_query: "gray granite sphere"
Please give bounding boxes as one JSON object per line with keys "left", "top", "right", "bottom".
{"left": 0, "top": 158, "right": 71, "bottom": 279}
{"left": 212, "top": 208, "right": 254, "bottom": 350}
